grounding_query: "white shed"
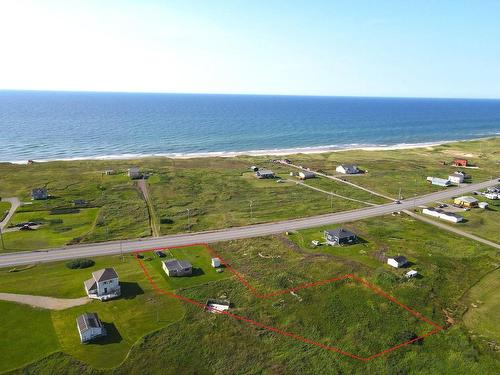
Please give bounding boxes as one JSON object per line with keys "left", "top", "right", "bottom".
{"left": 405, "top": 270, "right": 418, "bottom": 278}
{"left": 387, "top": 256, "right": 408, "bottom": 268}
{"left": 211, "top": 258, "right": 221, "bottom": 268}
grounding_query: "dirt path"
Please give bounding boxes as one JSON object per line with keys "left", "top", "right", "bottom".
{"left": 0, "top": 292, "right": 91, "bottom": 310}
{"left": 0, "top": 197, "right": 20, "bottom": 230}
{"left": 137, "top": 179, "right": 161, "bottom": 237}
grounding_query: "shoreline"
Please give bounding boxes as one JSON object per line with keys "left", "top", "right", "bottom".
{"left": 4, "top": 135, "right": 499, "bottom": 165}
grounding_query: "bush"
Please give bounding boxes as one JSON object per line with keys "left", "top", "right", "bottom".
{"left": 65, "top": 259, "right": 95, "bottom": 269}
{"left": 50, "top": 207, "right": 80, "bottom": 215}
{"left": 48, "top": 219, "right": 63, "bottom": 225}
{"left": 160, "top": 217, "right": 174, "bottom": 224}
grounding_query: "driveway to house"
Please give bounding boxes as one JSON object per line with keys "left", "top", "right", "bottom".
{"left": 0, "top": 292, "right": 90, "bottom": 310}
{"left": 0, "top": 177, "right": 498, "bottom": 268}
{"left": 0, "top": 197, "right": 21, "bottom": 230}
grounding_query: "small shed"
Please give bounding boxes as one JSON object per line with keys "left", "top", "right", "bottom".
{"left": 255, "top": 169, "right": 275, "bottom": 179}
{"left": 76, "top": 312, "right": 106, "bottom": 343}
{"left": 478, "top": 202, "right": 488, "bottom": 209}
{"left": 127, "top": 167, "right": 142, "bottom": 179}
{"left": 452, "top": 159, "right": 468, "bottom": 167}
{"left": 104, "top": 169, "right": 115, "bottom": 175}
{"left": 31, "top": 188, "right": 48, "bottom": 200}
{"left": 405, "top": 270, "right": 418, "bottom": 278}
{"left": 205, "top": 299, "right": 230, "bottom": 313}
{"left": 448, "top": 172, "right": 466, "bottom": 184}
{"left": 162, "top": 259, "right": 193, "bottom": 277}
{"left": 211, "top": 258, "right": 221, "bottom": 268}
{"left": 387, "top": 256, "right": 408, "bottom": 268}
{"left": 250, "top": 166, "right": 259, "bottom": 172}
{"left": 298, "top": 171, "right": 315, "bottom": 180}
{"left": 426, "top": 177, "right": 451, "bottom": 187}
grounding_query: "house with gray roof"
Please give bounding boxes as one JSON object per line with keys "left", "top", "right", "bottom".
{"left": 84, "top": 267, "right": 121, "bottom": 301}
{"left": 324, "top": 228, "right": 357, "bottom": 245}
{"left": 336, "top": 164, "right": 360, "bottom": 174}
{"left": 31, "top": 187, "right": 48, "bottom": 200}
{"left": 255, "top": 169, "right": 275, "bottom": 179}
{"left": 76, "top": 312, "right": 106, "bottom": 343}
{"left": 162, "top": 259, "right": 193, "bottom": 277}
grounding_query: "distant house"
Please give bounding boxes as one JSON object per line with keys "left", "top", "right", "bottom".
{"left": 454, "top": 196, "right": 479, "bottom": 208}
{"left": 127, "top": 167, "right": 142, "bottom": 179}
{"left": 76, "top": 312, "right": 106, "bottom": 343}
{"left": 422, "top": 208, "right": 463, "bottom": 223}
{"left": 298, "top": 171, "right": 315, "bottom": 180}
{"left": 103, "top": 169, "right": 115, "bottom": 175}
{"left": 162, "top": 259, "right": 193, "bottom": 277}
{"left": 484, "top": 193, "right": 499, "bottom": 200}
{"left": 211, "top": 258, "right": 221, "bottom": 268}
{"left": 255, "top": 169, "right": 275, "bottom": 179}
{"left": 84, "top": 268, "right": 121, "bottom": 301}
{"left": 452, "top": 159, "right": 468, "bottom": 167}
{"left": 448, "top": 172, "right": 466, "bottom": 184}
{"left": 250, "top": 166, "right": 259, "bottom": 172}
{"left": 324, "top": 228, "right": 357, "bottom": 245}
{"left": 31, "top": 187, "right": 48, "bottom": 200}
{"left": 336, "top": 164, "right": 359, "bottom": 174}
{"left": 387, "top": 256, "right": 408, "bottom": 268}
{"left": 426, "top": 177, "right": 452, "bottom": 187}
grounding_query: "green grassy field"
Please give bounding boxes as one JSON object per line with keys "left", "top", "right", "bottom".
{"left": 2, "top": 208, "right": 99, "bottom": 252}
{"left": 0, "top": 201, "right": 11, "bottom": 221}
{"left": 463, "top": 268, "right": 500, "bottom": 342}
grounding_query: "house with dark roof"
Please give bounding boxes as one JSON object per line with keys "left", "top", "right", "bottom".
{"left": 387, "top": 256, "right": 408, "bottom": 268}
{"left": 84, "top": 268, "right": 121, "bottom": 301}
{"left": 298, "top": 171, "right": 315, "bottom": 180}
{"left": 324, "top": 228, "right": 357, "bottom": 245}
{"left": 31, "top": 187, "right": 48, "bottom": 200}
{"left": 336, "top": 164, "right": 360, "bottom": 174}
{"left": 76, "top": 312, "right": 106, "bottom": 343}
{"left": 255, "top": 169, "right": 275, "bottom": 179}
{"left": 162, "top": 259, "right": 193, "bottom": 277}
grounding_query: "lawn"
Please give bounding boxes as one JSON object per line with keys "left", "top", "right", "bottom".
{"left": 1, "top": 208, "right": 100, "bottom": 252}
{"left": 0, "top": 254, "right": 185, "bottom": 372}
{"left": 0, "top": 201, "right": 11, "bottom": 221}
{"left": 458, "top": 196, "right": 500, "bottom": 243}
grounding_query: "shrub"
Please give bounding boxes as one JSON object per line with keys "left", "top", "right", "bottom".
{"left": 48, "top": 218, "right": 63, "bottom": 225}
{"left": 65, "top": 259, "right": 95, "bottom": 269}
{"left": 50, "top": 207, "right": 80, "bottom": 215}
{"left": 160, "top": 217, "right": 174, "bottom": 224}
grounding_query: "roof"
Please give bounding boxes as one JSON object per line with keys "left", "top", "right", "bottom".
{"left": 84, "top": 278, "right": 97, "bottom": 291}
{"left": 391, "top": 255, "right": 408, "bottom": 264}
{"left": 128, "top": 167, "right": 140, "bottom": 172}
{"left": 455, "top": 196, "right": 478, "bottom": 203}
{"left": 76, "top": 312, "right": 103, "bottom": 332}
{"left": 163, "top": 259, "right": 192, "bottom": 272}
{"left": 299, "top": 170, "right": 315, "bottom": 176}
{"left": 325, "top": 228, "right": 356, "bottom": 239}
{"left": 92, "top": 268, "right": 118, "bottom": 282}
{"left": 450, "top": 171, "right": 465, "bottom": 177}
{"left": 257, "top": 169, "right": 274, "bottom": 175}
{"left": 32, "top": 187, "right": 47, "bottom": 193}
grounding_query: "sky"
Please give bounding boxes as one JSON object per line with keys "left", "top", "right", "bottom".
{"left": 0, "top": 0, "right": 499, "bottom": 98}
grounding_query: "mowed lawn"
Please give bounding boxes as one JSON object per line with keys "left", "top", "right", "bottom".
{"left": 1, "top": 208, "right": 100, "bottom": 252}
{"left": 0, "top": 201, "right": 11, "bottom": 221}
{"left": 463, "top": 269, "right": 500, "bottom": 342}
{"left": 0, "top": 254, "right": 185, "bottom": 372}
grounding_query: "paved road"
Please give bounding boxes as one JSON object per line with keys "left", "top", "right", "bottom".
{"left": 0, "top": 178, "right": 498, "bottom": 268}
{"left": 404, "top": 210, "right": 500, "bottom": 249}
{"left": 0, "top": 197, "right": 20, "bottom": 230}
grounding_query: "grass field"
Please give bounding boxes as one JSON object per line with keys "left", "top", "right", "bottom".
{"left": 463, "top": 268, "right": 500, "bottom": 342}
{"left": 2, "top": 208, "right": 99, "bottom": 252}
{"left": 0, "top": 201, "right": 11, "bottom": 221}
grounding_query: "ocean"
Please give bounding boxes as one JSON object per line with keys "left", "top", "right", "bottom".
{"left": 0, "top": 90, "right": 499, "bottom": 163}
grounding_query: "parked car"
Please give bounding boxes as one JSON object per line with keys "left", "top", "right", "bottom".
{"left": 154, "top": 250, "right": 166, "bottom": 257}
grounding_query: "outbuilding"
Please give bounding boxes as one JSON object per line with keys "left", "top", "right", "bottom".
{"left": 387, "top": 256, "right": 408, "bottom": 268}
{"left": 422, "top": 208, "right": 463, "bottom": 223}
{"left": 298, "top": 171, "right": 315, "bottom": 180}
{"left": 448, "top": 172, "right": 466, "bottom": 184}
{"left": 211, "top": 258, "right": 221, "bottom": 268}
{"left": 478, "top": 202, "right": 489, "bottom": 209}
{"left": 405, "top": 270, "right": 418, "bottom": 278}
{"left": 255, "top": 169, "right": 275, "bottom": 179}
{"left": 127, "top": 167, "right": 142, "bottom": 179}
{"left": 76, "top": 312, "right": 106, "bottom": 343}
{"left": 426, "top": 177, "right": 452, "bottom": 187}
{"left": 31, "top": 188, "right": 48, "bottom": 200}
{"left": 452, "top": 159, "right": 468, "bottom": 167}
{"left": 324, "top": 228, "right": 357, "bottom": 245}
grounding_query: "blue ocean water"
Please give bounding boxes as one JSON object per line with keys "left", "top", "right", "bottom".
{"left": 0, "top": 90, "right": 499, "bottom": 162}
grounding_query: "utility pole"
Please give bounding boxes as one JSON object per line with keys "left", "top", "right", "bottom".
{"left": 330, "top": 192, "right": 333, "bottom": 210}
{"left": 186, "top": 208, "right": 191, "bottom": 231}
{"left": 249, "top": 200, "right": 254, "bottom": 220}
{"left": 120, "top": 240, "right": 124, "bottom": 262}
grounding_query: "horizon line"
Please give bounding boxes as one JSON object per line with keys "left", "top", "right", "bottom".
{"left": 1, "top": 88, "right": 500, "bottom": 101}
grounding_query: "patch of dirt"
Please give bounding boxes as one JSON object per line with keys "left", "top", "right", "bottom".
{"left": 0, "top": 292, "right": 90, "bottom": 310}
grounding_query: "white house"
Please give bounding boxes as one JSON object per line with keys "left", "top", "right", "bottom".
{"left": 298, "top": 171, "right": 315, "bottom": 180}
{"left": 76, "top": 312, "right": 106, "bottom": 343}
{"left": 336, "top": 164, "right": 359, "bottom": 174}
{"left": 405, "top": 270, "right": 418, "bottom": 278}
{"left": 422, "top": 208, "right": 463, "bottom": 223}
{"left": 84, "top": 268, "right": 121, "bottom": 301}
{"left": 387, "top": 256, "right": 408, "bottom": 268}
{"left": 484, "top": 193, "right": 498, "bottom": 200}
{"left": 127, "top": 167, "right": 142, "bottom": 179}
{"left": 211, "top": 258, "right": 221, "bottom": 268}
{"left": 448, "top": 171, "right": 466, "bottom": 184}
{"left": 427, "top": 177, "right": 452, "bottom": 187}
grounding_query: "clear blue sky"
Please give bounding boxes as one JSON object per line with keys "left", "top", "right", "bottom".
{"left": 1, "top": 0, "right": 499, "bottom": 98}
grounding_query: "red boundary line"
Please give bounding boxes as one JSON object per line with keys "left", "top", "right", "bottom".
{"left": 133, "top": 244, "right": 444, "bottom": 362}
